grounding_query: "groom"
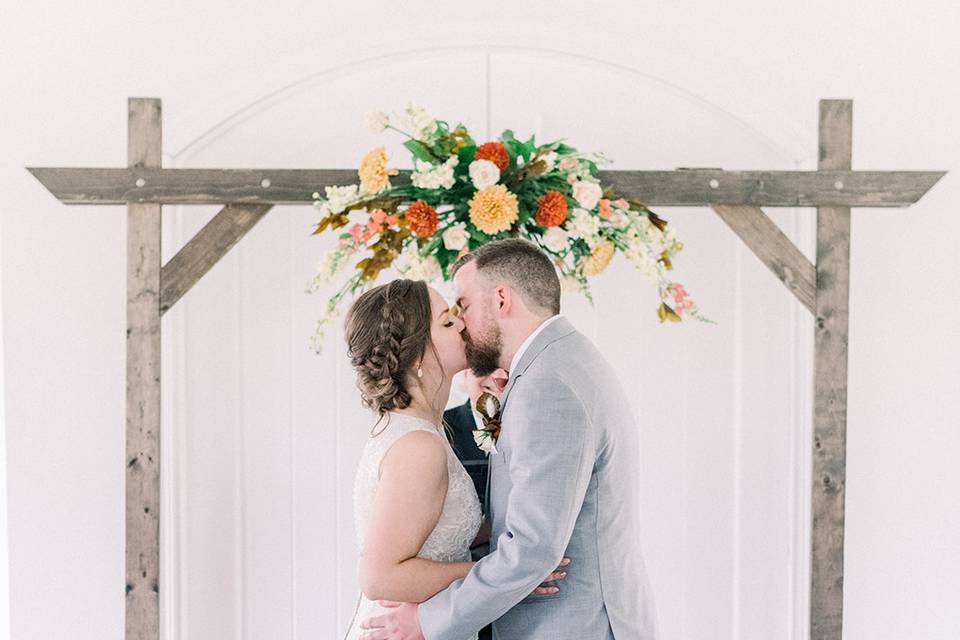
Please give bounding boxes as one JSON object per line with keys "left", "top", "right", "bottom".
{"left": 360, "top": 238, "right": 660, "bottom": 639}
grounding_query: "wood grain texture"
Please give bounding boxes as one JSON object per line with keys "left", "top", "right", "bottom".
{"left": 26, "top": 166, "right": 945, "bottom": 207}
{"left": 160, "top": 203, "right": 272, "bottom": 314}
{"left": 811, "top": 99, "right": 852, "bottom": 640}
{"left": 125, "top": 97, "right": 162, "bottom": 640}
{"left": 711, "top": 205, "right": 816, "bottom": 314}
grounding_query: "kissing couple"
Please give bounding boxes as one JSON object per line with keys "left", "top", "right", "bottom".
{"left": 343, "top": 238, "right": 659, "bottom": 639}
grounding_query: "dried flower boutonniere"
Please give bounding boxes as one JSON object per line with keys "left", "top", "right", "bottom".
{"left": 472, "top": 391, "right": 502, "bottom": 455}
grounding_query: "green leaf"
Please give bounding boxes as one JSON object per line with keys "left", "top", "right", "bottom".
{"left": 457, "top": 144, "right": 477, "bottom": 165}
{"left": 404, "top": 140, "right": 436, "bottom": 163}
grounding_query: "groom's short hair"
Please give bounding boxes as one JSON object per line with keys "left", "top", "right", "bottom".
{"left": 452, "top": 238, "right": 561, "bottom": 316}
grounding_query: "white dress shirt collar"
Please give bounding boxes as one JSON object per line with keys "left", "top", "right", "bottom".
{"left": 507, "top": 314, "right": 562, "bottom": 376}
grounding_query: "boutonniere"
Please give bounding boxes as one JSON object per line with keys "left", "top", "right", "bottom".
{"left": 472, "top": 391, "right": 502, "bottom": 455}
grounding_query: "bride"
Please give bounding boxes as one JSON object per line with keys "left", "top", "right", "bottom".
{"left": 341, "top": 279, "right": 567, "bottom": 639}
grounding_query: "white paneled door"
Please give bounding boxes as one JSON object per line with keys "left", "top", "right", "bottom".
{"left": 160, "top": 47, "right": 814, "bottom": 640}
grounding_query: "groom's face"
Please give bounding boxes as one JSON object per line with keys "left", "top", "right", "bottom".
{"left": 453, "top": 261, "right": 503, "bottom": 377}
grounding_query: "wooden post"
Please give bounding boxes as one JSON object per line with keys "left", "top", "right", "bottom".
{"left": 811, "top": 99, "right": 852, "bottom": 639}
{"left": 125, "top": 97, "right": 162, "bottom": 640}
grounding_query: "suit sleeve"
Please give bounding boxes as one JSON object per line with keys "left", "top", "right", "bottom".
{"left": 418, "top": 371, "right": 594, "bottom": 639}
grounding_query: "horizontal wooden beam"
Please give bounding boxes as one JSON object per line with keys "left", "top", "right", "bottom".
{"left": 27, "top": 167, "right": 945, "bottom": 207}
{"left": 711, "top": 205, "right": 816, "bottom": 314}
{"left": 160, "top": 203, "right": 272, "bottom": 315}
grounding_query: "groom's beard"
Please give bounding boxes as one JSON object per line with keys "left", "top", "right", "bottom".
{"left": 463, "top": 323, "right": 503, "bottom": 378}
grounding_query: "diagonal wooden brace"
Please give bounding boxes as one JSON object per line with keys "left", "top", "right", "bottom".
{"left": 159, "top": 203, "right": 273, "bottom": 314}
{"left": 711, "top": 204, "right": 816, "bottom": 314}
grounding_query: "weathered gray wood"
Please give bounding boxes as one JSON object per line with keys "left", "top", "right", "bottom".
{"left": 26, "top": 166, "right": 945, "bottom": 207}
{"left": 811, "top": 99, "right": 852, "bottom": 640}
{"left": 711, "top": 205, "right": 816, "bottom": 314}
{"left": 160, "top": 203, "right": 273, "bottom": 314}
{"left": 126, "top": 97, "right": 162, "bottom": 640}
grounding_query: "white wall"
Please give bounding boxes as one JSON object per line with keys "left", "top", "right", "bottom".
{"left": 2, "top": 2, "right": 959, "bottom": 639}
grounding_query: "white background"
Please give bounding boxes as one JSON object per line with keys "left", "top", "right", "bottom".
{"left": 1, "top": 2, "right": 958, "bottom": 639}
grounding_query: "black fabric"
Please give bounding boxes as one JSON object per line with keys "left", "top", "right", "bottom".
{"left": 442, "top": 399, "right": 493, "bottom": 640}
{"left": 443, "top": 400, "right": 489, "bottom": 511}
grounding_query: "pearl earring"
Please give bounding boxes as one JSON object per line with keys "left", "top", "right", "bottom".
{"left": 417, "top": 363, "right": 423, "bottom": 378}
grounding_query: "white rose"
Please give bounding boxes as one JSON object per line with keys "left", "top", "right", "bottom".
{"left": 365, "top": 111, "right": 389, "bottom": 133}
{"left": 442, "top": 223, "right": 470, "bottom": 251}
{"left": 541, "top": 227, "right": 570, "bottom": 253}
{"left": 469, "top": 159, "right": 500, "bottom": 190}
{"left": 572, "top": 180, "right": 603, "bottom": 210}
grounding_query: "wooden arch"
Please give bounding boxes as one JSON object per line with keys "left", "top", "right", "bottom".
{"left": 28, "top": 97, "right": 945, "bottom": 640}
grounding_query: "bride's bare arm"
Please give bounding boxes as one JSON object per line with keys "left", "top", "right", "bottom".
{"left": 359, "top": 431, "right": 473, "bottom": 604}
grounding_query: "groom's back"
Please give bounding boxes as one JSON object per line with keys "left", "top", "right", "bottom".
{"left": 492, "top": 328, "right": 660, "bottom": 639}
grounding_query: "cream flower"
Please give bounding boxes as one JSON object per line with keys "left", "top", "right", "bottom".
{"left": 365, "top": 111, "right": 389, "bottom": 133}
{"left": 468, "top": 159, "right": 500, "bottom": 190}
{"left": 323, "top": 184, "right": 359, "bottom": 214}
{"left": 398, "top": 103, "right": 436, "bottom": 141}
{"left": 396, "top": 249, "right": 442, "bottom": 281}
{"left": 566, "top": 207, "right": 601, "bottom": 246}
{"left": 541, "top": 227, "right": 570, "bottom": 253}
{"left": 442, "top": 222, "right": 470, "bottom": 251}
{"left": 411, "top": 156, "right": 458, "bottom": 190}
{"left": 572, "top": 180, "right": 603, "bottom": 210}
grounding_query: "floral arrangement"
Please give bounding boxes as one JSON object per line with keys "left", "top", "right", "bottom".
{"left": 306, "top": 104, "right": 712, "bottom": 352}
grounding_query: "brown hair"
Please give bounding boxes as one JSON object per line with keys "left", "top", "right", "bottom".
{"left": 344, "top": 279, "right": 443, "bottom": 433}
{"left": 451, "top": 238, "right": 561, "bottom": 315}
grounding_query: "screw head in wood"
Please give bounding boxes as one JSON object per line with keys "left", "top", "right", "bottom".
{"left": 135, "top": 177, "right": 146, "bottom": 188}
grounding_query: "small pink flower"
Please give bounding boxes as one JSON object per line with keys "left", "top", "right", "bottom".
{"left": 559, "top": 157, "right": 578, "bottom": 170}
{"left": 614, "top": 198, "right": 629, "bottom": 209}
{"left": 349, "top": 223, "right": 363, "bottom": 244}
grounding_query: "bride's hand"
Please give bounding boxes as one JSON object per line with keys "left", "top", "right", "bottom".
{"left": 527, "top": 557, "right": 571, "bottom": 596}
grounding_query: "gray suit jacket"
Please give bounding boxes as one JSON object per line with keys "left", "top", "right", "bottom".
{"left": 419, "top": 317, "right": 660, "bottom": 639}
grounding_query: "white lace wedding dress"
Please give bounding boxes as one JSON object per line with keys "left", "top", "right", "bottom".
{"left": 344, "top": 411, "right": 483, "bottom": 640}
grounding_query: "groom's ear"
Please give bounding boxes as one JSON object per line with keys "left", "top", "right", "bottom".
{"left": 495, "top": 285, "right": 512, "bottom": 317}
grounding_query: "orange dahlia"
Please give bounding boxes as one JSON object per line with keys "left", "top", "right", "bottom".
{"left": 405, "top": 200, "right": 439, "bottom": 237}
{"left": 535, "top": 191, "right": 568, "bottom": 227}
{"left": 469, "top": 185, "right": 519, "bottom": 235}
{"left": 475, "top": 142, "right": 510, "bottom": 172}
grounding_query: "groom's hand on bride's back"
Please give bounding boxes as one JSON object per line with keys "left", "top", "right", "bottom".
{"left": 528, "top": 557, "right": 571, "bottom": 596}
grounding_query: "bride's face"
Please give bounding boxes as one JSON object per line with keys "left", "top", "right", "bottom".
{"left": 424, "top": 286, "right": 467, "bottom": 377}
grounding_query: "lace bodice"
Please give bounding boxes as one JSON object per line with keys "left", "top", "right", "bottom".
{"left": 345, "top": 411, "right": 483, "bottom": 639}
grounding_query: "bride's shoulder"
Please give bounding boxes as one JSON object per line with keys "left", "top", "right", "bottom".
{"left": 371, "top": 430, "right": 447, "bottom": 489}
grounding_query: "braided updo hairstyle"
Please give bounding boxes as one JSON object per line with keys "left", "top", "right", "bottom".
{"left": 344, "top": 279, "right": 438, "bottom": 430}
